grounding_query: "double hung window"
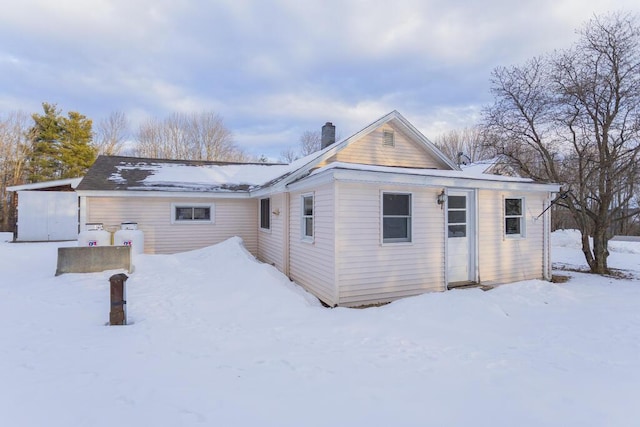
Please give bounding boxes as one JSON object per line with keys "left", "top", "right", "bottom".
{"left": 302, "top": 194, "right": 314, "bottom": 241}
{"left": 382, "top": 193, "right": 411, "bottom": 243}
{"left": 505, "top": 198, "right": 524, "bottom": 237}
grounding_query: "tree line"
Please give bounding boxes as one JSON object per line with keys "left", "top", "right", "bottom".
{"left": 0, "top": 104, "right": 251, "bottom": 231}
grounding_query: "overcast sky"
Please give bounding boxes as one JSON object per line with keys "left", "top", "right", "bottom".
{"left": 1, "top": 0, "right": 638, "bottom": 160}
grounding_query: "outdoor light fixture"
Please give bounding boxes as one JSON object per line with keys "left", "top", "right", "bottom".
{"left": 272, "top": 208, "right": 281, "bottom": 216}
{"left": 437, "top": 189, "right": 446, "bottom": 206}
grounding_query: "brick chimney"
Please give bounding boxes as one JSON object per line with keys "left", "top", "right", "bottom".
{"left": 321, "top": 122, "right": 336, "bottom": 149}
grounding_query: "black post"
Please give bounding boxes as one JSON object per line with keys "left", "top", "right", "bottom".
{"left": 109, "top": 273, "right": 128, "bottom": 325}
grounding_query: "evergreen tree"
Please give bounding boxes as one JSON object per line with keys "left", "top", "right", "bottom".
{"left": 28, "top": 103, "right": 96, "bottom": 182}
{"left": 60, "top": 111, "right": 95, "bottom": 178}
{"left": 28, "top": 103, "right": 62, "bottom": 182}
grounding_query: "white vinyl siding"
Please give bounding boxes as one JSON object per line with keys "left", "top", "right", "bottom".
{"left": 477, "top": 190, "right": 545, "bottom": 284}
{"left": 85, "top": 196, "right": 258, "bottom": 254}
{"left": 289, "top": 184, "right": 336, "bottom": 306}
{"left": 335, "top": 182, "right": 445, "bottom": 306}
{"left": 257, "top": 193, "right": 285, "bottom": 271}
{"left": 318, "top": 124, "right": 447, "bottom": 169}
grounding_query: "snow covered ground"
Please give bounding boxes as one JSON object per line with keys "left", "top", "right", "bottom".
{"left": 1, "top": 231, "right": 639, "bottom": 426}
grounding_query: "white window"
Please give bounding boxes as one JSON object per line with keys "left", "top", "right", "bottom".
{"left": 447, "top": 195, "right": 467, "bottom": 237}
{"left": 260, "top": 198, "right": 270, "bottom": 230}
{"left": 171, "top": 203, "right": 214, "bottom": 224}
{"left": 383, "top": 130, "right": 395, "bottom": 147}
{"left": 301, "top": 194, "right": 314, "bottom": 241}
{"left": 382, "top": 192, "right": 411, "bottom": 243}
{"left": 505, "top": 198, "right": 524, "bottom": 237}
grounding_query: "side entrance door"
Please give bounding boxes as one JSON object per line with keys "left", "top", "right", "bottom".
{"left": 446, "top": 189, "right": 476, "bottom": 284}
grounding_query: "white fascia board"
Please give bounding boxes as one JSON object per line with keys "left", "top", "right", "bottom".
{"left": 393, "top": 112, "right": 460, "bottom": 171}
{"left": 276, "top": 110, "right": 460, "bottom": 189}
{"left": 8, "top": 177, "right": 83, "bottom": 191}
{"left": 250, "top": 186, "right": 278, "bottom": 198}
{"left": 284, "top": 170, "right": 336, "bottom": 192}
{"left": 326, "top": 168, "right": 561, "bottom": 192}
{"left": 75, "top": 190, "right": 252, "bottom": 199}
{"left": 273, "top": 111, "right": 404, "bottom": 189}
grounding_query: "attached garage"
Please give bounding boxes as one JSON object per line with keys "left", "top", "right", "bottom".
{"left": 8, "top": 178, "right": 81, "bottom": 242}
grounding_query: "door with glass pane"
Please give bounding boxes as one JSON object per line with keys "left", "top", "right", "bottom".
{"left": 446, "top": 190, "right": 476, "bottom": 283}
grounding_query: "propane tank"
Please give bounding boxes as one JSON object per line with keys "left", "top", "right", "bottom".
{"left": 113, "top": 222, "right": 145, "bottom": 254}
{"left": 78, "top": 223, "right": 111, "bottom": 247}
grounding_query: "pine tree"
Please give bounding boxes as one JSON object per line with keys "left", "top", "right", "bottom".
{"left": 28, "top": 103, "right": 62, "bottom": 182}
{"left": 28, "top": 103, "right": 96, "bottom": 182}
{"left": 59, "top": 111, "right": 94, "bottom": 178}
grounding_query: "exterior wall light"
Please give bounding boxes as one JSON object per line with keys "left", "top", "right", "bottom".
{"left": 437, "top": 189, "right": 446, "bottom": 207}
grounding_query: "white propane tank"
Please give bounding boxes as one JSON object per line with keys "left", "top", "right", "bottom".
{"left": 114, "top": 222, "right": 144, "bottom": 254}
{"left": 78, "top": 223, "right": 111, "bottom": 247}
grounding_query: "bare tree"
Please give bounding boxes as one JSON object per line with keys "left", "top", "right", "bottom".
{"left": 483, "top": 11, "right": 640, "bottom": 274}
{"left": 0, "top": 111, "right": 30, "bottom": 231}
{"left": 433, "top": 127, "right": 496, "bottom": 165}
{"left": 133, "top": 112, "right": 247, "bottom": 161}
{"left": 279, "top": 146, "right": 298, "bottom": 163}
{"left": 94, "top": 111, "right": 129, "bottom": 155}
{"left": 279, "top": 129, "right": 322, "bottom": 163}
{"left": 300, "top": 130, "right": 321, "bottom": 156}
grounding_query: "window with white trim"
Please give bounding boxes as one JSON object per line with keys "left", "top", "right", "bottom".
{"left": 382, "top": 193, "right": 411, "bottom": 243}
{"left": 302, "top": 194, "right": 314, "bottom": 241}
{"left": 447, "top": 195, "right": 467, "bottom": 237}
{"left": 260, "top": 198, "right": 270, "bottom": 230}
{"left": 171, "top": 203, "right": 214, "bottom": 224}
{"left": 505, "top": 198, "right": 524, "bottom": 237}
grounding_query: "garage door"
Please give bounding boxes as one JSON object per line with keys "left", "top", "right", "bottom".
{"left": 17, "top": 191, "right": 79, "bottom": 241}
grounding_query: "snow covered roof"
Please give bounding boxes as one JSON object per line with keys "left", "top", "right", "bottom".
{"left": 460, "top": 157, "right": 519, "bottom": 178}
{"left": 76, "top": 156, "right": 298, "bottom": 193}
{"left": 77, "top": 113, "right": 554, "bottom": 196}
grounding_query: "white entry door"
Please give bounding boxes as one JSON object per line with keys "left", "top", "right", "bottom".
{"left": 446, "top": 190, "right": 476, "bottom": 283}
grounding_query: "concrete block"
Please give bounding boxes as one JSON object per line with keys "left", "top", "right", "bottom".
{"left": 55, "top": 246, "right": 131, "bottom": 276}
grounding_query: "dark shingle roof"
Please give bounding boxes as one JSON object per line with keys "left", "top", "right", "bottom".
{"left": 76, "top": 155, "right": 285, "bottom": 192}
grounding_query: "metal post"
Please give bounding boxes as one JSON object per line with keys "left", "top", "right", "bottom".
{"left": 109, "top": 273, "right": 128, "bottom": 325}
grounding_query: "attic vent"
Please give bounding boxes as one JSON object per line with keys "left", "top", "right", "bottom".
{"left": 383, "top": 130, "right": 395, "bottom": 147}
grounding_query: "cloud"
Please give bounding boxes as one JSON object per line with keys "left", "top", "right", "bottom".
{"left": 0, "top": 0, "right": 638, "bottom": 160}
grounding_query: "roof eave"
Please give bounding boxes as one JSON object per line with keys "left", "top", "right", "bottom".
{"left": 76, "top": 189, "right": 252, "bottom": 199}
{"left": 7, "top": 177, "right": 83, "bottom": 192}
{"left": 289, "top": 166, "right": 561, "bottom": 193}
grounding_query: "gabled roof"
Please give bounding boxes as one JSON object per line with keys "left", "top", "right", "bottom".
{"left": 77, "top": 112, "right": 514, "bottom": 196}
{"left": 262, "top": 110, "right": 459, "bottom": 192}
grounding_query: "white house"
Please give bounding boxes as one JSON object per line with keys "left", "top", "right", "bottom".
{"left": 76, "top": 111, "right": 560, "bottom": 306}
